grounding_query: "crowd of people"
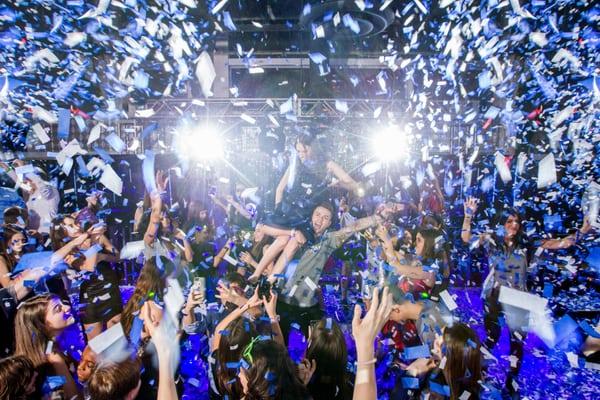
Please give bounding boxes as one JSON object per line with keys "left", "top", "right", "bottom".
{"left": 0, "top": 132, "right": 598, "bottom": 400}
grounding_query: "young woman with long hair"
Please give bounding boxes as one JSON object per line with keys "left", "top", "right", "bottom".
{"left": 301, "top": 318, "right": 352, "bottom": 400}
{"left": 13, "top": 293, "right": 80, "bottom": 399}
{"left": 461, "top": 197, "right": 589, "bottom": 391}
{"left": 0, "top": 224, "right": 29, "bottom": 289}
{"left": 240, "top": 339, "right": 312, "bottom": 400}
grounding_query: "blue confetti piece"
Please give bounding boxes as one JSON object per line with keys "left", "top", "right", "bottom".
{"left": 225, "top": 362, "right": 240, "bottom": 369}
{"left": 57, "top": 108, "right": 70, "bottom": 139}
{"left": 579, "top": 321, "right": 600, "bottom": 339}
{"left": 429, "top": 381, "right": 450, "bottom": 397}
{"left": 403, "top": 344, "right": 431, "bottom": 360}
{"left": 543, "top": 282, "right": 553, "bottom": 298}
{"left": 401, "top": 377, "right": 420, "bottom": 389}
{"left": 44, "top": 375, "right": 66, "bottom": 392}
{"left": 130, "top": 315, "right": 144, "bottom": 347}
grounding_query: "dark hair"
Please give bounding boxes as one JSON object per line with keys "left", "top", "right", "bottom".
{"left": 3, "top": 206, "right": 28, "bottom": 226}
{"left": 224, "top": 272, "right": 246, "bottom": 289}
{"left": 88, "top": 357, "right": 141, "bottom": 400}
{"left": 216, "top": 318, "right": 258, "bottom": 398}
{"left": 296, "top": 133, "right": 328, "bottom": 164}
{"left": 121, "top": 257, "right": 170, "bottom": 337}
{"left": 497, "top": 208, "right": 526, "bottom": 249}
{"left": 305, "top": 319, "right": 350, "bottom": 400}
{"left": 415, "top": 228, "right": 440, "bottom": 260}
{"left": 245, "top": 340, "right": 310, "bottom": 400}
{"left": 314, "top": 202, "right": 335, "bottom": 218}
{"left": 0, "top": 224, "right": 28, "bottom": 272}
{"left": 442, "top": 323, "right": 482, "bottom": 400}
{"left": 0, "top": 355, "right": 35, "bottom": 400}
{"left": 50, "top": 215, "right": 71, "bottom": 251}
{"left": 250, "top": 235, "right": 274, "bottom": 262}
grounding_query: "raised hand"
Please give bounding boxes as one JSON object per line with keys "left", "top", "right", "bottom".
{"left": 375, "top": 224, "right": 390, "bottom": 242}
{"left": 261, "top": 289, "right": 278, "bottom": 318}
{"left": 463, "top": 196, "right": 479, "bottom": 217}
{"left": 155, "top": 170, "right": 169, "bottom": 193}
{"left": 298, "top": 358, "right": 317, "bottom": 386}
{"left": 239, "top": 251, "right": 256, "bottom": 266}
{"left": 352, "top": 286, "right": 393, "bottom": 356}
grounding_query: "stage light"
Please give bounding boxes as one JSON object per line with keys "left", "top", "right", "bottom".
{"left": 371, "top": 125, "right": 410, "bottom": 162}
{"left": 175, "top": 123, "right": 224, "bottom": 160}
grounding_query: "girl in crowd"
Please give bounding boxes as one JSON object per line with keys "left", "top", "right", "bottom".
{"left": 240, "top": 339, "right": 312, "bottom": 400}
{"left": 120, "top": 256, "right": 183, "bottom": 400}
{"left": 375, "top": 224, "right": 438, "bottom": 294}
{"left": 301, "top": 318, "right": 353, "bottom": 400}
{"left": 240, "top": 224, "right": 275, "bottom": 275}
{"left": 461, "top": 197, "right": 590, "bottom": 391}
{"left": 248, "top": 133, "right": 359, "bottom": 282}
{"left": 51, "top": 215, "right": 122, "bottom": 340}
{"left": 14, "top": 293, "right": 80, "bottom": 399}
{"left": 0, "top": 224, "right": 30, "bottom": 289}
{"left": 399, "top": 323, "right": 482, "bottom": 400}
{"left": 142, "top": 171, "right": 193, "bottom": 273}
{"left": 0, "top": 355, "right": 38, "bottom": 400}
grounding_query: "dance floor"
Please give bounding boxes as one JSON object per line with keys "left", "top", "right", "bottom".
{"left": 59, "top": 281, "right": 600, "bottom": 400}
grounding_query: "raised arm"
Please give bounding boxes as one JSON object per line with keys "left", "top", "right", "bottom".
{"left": 461, "top": 197, "right": 479, "bottom": 244}
{"left": 332, "top": 213, "right": 385, "bottom": 247}
{"left": 540, "top": 217, "right": 592, "bottom": 250}
{"left": 275, "top": 165, "right": 291, "bottom": 206}
{"left": 211, "top": 290, "right": 261, "bottom": 352}
{"left": 144, "top": 171, "right": 169, "bottom": 246}
{"left": 327, "top": 161, "right": 359, "bottom": 192}
{"left": 226, "top": 195, "right": 252, "bottom": 220}
{"left": 351, "top": 287, "right": 393, "bottom": 400}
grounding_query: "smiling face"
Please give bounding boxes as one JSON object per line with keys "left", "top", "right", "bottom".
{"left": 311, "top": 206, "right": 333, "bottom": 236}
{"left": 8, "top": 231, "right": 27, "bottom": 254}
{"left": 504, "top": 214, "right": 521, "bottom": 239}
{"left": 62, "top": 216, "right": 82, "bottom": 238}
{"left": 295, "top": 142, "right": 313, "bottom": 163}
{"left": 45, "top": 297, "right": 74, "bottom": 335}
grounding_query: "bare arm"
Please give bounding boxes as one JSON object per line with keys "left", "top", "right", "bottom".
{"left": 47, "top": 353, "right": 81, "bottom": 400}
{"left": 211, "top": 303, "right": 250, "bottom": 352}
{"left": 0, "top": 257, "right": 12, "bottom": 288}
{"left": 227, "top": 196, "right": 252, "bottom": 220}
{"left": 333, "top": 215, "right": 384, "bottom": 247}
{"left": 352, "top": 287, "right": 393, "bottom": 400}
{"left": 144, "top": 194, "right": 162, "bottom": 247}
{"left": 327, "top": 161, "right": 359, "bottom": 192}
{"left": 275, "top": 166, "right": 291, "bottom": 206}
{"left": 461, "top": 197, "right": 479, "bottom": 244}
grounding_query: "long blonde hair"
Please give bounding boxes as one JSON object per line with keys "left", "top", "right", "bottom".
{"left": 14, "top": 293, "right": 57, "bottom": 368}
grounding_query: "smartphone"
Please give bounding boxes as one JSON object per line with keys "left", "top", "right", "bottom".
{"left": 257, "top": 276, "right": 271, "bottom": 302}
{"left": 193, "top": 277, "right": 206, "bottom": 302}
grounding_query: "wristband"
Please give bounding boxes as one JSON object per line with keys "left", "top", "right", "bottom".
{"left": 356, "top": 358, "right": 377, "bottom": 367}
{"left": 269, "top": 315, "right": 280, "bottom": 323}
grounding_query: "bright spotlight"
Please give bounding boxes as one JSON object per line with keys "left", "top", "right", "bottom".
{"left": 371, "top": 126, "right": 409, "bottom": 162}
{"left": 175, "top": 123, "right": 224, "bottom": 160}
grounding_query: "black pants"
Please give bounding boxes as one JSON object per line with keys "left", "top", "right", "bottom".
{"left": 484, "top": 287, "right": 527, "bottom": 379}
{"left": 276, "top": 300, "right": 323, "bottom": 344}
